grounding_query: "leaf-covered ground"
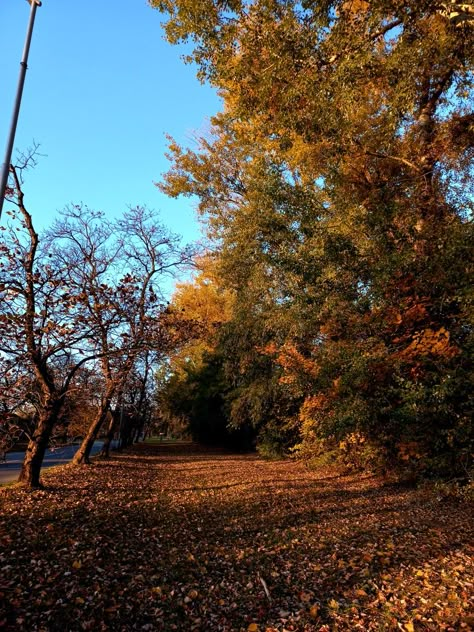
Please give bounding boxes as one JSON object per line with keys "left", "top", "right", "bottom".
{"left": 0, "top": 442, "right": 473, "bottom": 631}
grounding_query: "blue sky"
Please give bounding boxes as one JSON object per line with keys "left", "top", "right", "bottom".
{"left": 0, "top": 0, "right": 220, "bottom": 248}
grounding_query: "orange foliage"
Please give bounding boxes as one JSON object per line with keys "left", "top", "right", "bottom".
{"left": 277, "top": 344, "right": 320, "bottom": 382}
{"left": 398, "top": 327, "right": 460, "bottom": 361}
{"left": 261, "top": 342, "right": 319, "bottom": 384}
{"left": 386, "top": 302, "right": 430, "bottom": 328}
{"left": 299, "top": 394, "right": 329, "bottom": 425}
{"left": 397, "top": 441, "right": 425, "bottom": 462}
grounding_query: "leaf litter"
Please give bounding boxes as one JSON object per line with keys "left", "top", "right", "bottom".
{"left": 0, "top": 442, "right": 472, "bottom": 631}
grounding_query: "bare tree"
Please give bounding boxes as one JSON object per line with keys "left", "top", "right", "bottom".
{"left": 48, "top": 205, "right": 193, "bottom": 466}
{"left": 0, "top": 159, "right": 105, "bottom": 487}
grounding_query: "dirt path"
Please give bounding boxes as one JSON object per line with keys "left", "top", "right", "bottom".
{"left": 0, "top": 442, "right": 473, "bottom": 631}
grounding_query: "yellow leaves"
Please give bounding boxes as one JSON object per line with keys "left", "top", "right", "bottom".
{"left": 340, "top": 432, "right": 365, "bottom": 448}
{"left": 173, "top": 277, "right": 235, "bottom": 327}
{"left": 342, "top": 0, "right": 369, "bottom": 16}
{"left": 72, "top": 560, "right": 82, "bottom": 570}
{"left": 309, "top": 604, "right": 319, "bottom": 618}
{"left": 437, "top": 2, "right": 474, "bottom": 27}
{"left": 299, "top": 394, "right": 329, "bottom": 426}
{"left": 247, "top": 624, "right": 259, "bottom": 632}
{"left": 404, "top": 622, "right": 415, "bottom": 632}
{"left": 328, "top": 598, "right": 339, "bottom": 610}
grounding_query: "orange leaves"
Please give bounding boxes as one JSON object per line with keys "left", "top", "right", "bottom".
{"left": 386, "top": 297, "right": 460, "bottom": 364}
{"left": 262, "top": 342, "right": 319, "bottom": 385}
{"left": 2, "top": 441, "right": 474, "bottom": 629}
{"left": 398, "top": 327, "right": 459, "bottom": 361}
{"left": 387, "top": 303, "right": 429, "bottom": 328}
{"left": 299, "top": 394, "right": 329, "bottom": 426}
{"left": 309, "top": 393, "right": 329, "bottom": 411}
{"left": 397, "top": 442, "right": 424, "bottom": 462}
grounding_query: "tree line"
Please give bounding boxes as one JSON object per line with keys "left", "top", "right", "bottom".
{"left": 152, "top": 0, "right": 473, "bottom": 480}
{"left": 0, "top": 151, "right": 193, "bottom": 487}
{"left": 1, "top": 1, "right": 472, "bottom": 487}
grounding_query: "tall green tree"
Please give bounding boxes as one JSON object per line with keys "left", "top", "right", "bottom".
{"left": 152, "top": 0, "right": 473, "bottom": 475}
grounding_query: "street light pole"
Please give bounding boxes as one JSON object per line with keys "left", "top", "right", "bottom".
{"left": 0, "top": 0, "right": 42, "bottom": 221}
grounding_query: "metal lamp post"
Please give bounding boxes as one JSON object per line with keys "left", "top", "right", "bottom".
{"left": 0, "top": 0, "right": 42, "bottom": 221}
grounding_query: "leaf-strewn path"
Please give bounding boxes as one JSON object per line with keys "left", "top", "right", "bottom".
{"left": 1, "top": 442, "right": 473, "bottom": 631}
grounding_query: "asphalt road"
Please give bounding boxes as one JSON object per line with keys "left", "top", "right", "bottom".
{"left": 0, "top": 441, "right": 113, "bottom": 485}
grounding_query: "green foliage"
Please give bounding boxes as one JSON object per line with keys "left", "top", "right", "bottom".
{"left": 156, "top": 350, "right": 256, "bottom": 449}
{"left": 153, "top": 0, "right": 474, "bottom": 478}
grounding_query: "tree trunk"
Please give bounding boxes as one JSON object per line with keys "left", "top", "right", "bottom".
{"left": 18, "top": 403, "right": 60, "bottom": 488}
{"left": 99, "top": 411, "right": 117, "bottom": 458}
{"left": 72, "top": 403, "right": 111, "bottom": 465}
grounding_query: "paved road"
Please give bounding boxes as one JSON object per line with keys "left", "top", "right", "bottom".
{"left": 0, "top": 441, "right": 115, "bottom": 485}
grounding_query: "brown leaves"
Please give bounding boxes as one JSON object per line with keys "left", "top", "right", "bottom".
{"left": 0, "top": 442, "right": 473, "bottom": 630}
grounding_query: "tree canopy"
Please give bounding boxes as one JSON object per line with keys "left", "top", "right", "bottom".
{"left": 152, "top": 0, "right": 473, "bottom": 477}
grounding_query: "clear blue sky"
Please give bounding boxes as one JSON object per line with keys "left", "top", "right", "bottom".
{"left": 0, "top": 0, "right": 220, "bottom": 247}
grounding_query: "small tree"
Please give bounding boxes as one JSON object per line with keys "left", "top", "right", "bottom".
{"left": 0, "top": 160, "right": 105, "bottom": 487}
{"left": 50, "top": 205, "right": 193, "bottom": 465}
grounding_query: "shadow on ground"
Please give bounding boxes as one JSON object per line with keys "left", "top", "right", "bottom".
{"left": 0, "top": 442, "right": 472, "bottom": 631}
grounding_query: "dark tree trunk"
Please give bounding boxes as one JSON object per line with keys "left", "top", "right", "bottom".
{"left": 18, "top": 402, "right": 60, "bottom": 488}
{"left": 99, "top": 412, "right": 117, "bottom": 458}
{"left": 133, "top": 425, "right": 141, "bottom": 443}
{"left": 119, "top": 415, "right": 134, "bottom": 449}
{"left": 72, "top": 402, "right": 111, "bottom": 465}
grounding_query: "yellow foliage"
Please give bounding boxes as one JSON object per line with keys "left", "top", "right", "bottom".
{"left": 339, "top": 432, "right": 366, "bottom": 451}
{"left": 299, "top": 394, "right": 329, "bottom": 425}
{"left": 342, "top": 0, "right": 369, "bottom": 16}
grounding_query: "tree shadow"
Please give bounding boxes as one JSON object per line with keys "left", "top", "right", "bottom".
{"left": 0, "top": 442, "right": 472, "bottom": 631}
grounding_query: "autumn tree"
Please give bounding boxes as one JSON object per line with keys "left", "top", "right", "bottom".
{"left": 152, "top": 0, "right": 474, "bottom": 475}
{"left": 154, "top": 256, "right": 235, "bottom": 443}
{"left": 0, "top": 161, "right": 105, "bottom": 487}
{"left": 49, "top": 205, "right": 194, "bottom": 465}
{"left": 0, "top": 154, "right": 193, "bottom": 484}
{"left": 101, "top": 350, "right": 157, "bottom": 457}
{"left": 154, "top": 254, "right": 292, "bottom": 449}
